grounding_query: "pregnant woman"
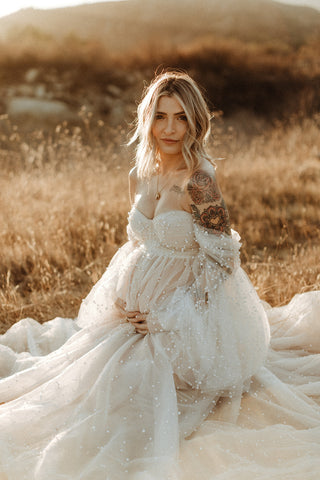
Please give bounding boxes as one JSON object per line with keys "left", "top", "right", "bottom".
{"left": 0, "top": 71, "right": 319, "bottom": 479}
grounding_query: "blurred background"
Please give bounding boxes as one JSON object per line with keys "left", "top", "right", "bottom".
{"left": 0, "top": 0, "right": 319, "bottom": 331}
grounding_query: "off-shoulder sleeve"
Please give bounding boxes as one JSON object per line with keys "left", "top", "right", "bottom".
{"left": 191, "top": 224, "right": 241, "bottom": 305}
{"left": 147, "top": 227, "right": 270, "bottom": 401}
{"left": 194, "top": 224, "right": 241, "bottom": 271}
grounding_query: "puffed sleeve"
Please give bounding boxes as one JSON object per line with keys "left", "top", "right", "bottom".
{"left": 147, "top": 225, "right": 270, "bottom": 399}
{"left": 191, "top": 224, "right": 241, "bottom": 305}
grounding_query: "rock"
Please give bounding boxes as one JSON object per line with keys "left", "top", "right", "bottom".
{"left": 34, "top": 84, "right": 46, "bottom": 98}
{"left": 106, "top": 84, "right": 122, "bottom": 97}
{"left": 7, "top": 97, "right": 75, "bottom": 119}
{"left": 25, "top": 68, "right": 40, "bottom": 83}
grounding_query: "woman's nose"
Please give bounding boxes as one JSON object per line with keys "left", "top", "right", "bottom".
{"left": 164, "top": 118, "right": 175, "bottom": 134}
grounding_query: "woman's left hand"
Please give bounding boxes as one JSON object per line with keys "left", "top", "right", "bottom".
{"left": 115, "top": 299, "right": 150, "bottom": 335}
{"left": 126, "top": 310, "right": 149, "bottom": 335}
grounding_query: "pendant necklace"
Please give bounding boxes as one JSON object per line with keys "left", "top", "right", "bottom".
{"left": 155, "top": 173, "right": 162, "bottom": 200}
{"left": 155, "top": 163, "right": 169, "bottom": 200}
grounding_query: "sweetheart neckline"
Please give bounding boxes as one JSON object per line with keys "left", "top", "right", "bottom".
{"left": 132, "top": 207, "right": 193, "bottom": 222}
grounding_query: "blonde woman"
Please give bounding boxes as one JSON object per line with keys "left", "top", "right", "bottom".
{"left": 0, "top": 71, "right": 319, "bottom": 480}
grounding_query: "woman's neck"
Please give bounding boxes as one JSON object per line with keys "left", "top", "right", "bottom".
{"left": 157, "top": 154, "right": 186, "bottom": 176}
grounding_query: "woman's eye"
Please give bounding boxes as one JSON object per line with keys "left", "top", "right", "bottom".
{"left": 178, "top": 115, "right": 187, "bottom": 121}
{"left": 155, "top": 114, "right": 164, "bottom": 120}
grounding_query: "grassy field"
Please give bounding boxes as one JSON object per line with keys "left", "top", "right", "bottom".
{"left": 0, "top": 21, "right": 319, "bottom": 333}
{"left": 0, "top": 111, "right": 319, "bottom": 333}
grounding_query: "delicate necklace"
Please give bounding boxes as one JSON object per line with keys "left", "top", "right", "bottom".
{"left": 155, "top": 163, "right": 169, "bottom": 200}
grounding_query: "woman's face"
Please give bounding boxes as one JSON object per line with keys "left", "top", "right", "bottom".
{"left": 151, "top": 95, "right": 188, "bottom": 160}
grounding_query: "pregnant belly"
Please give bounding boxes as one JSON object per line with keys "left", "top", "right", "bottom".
{"left": 116, "top": 249, "right": 196, "bottom": 313}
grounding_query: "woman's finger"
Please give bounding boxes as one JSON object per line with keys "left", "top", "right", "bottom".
{"left": 136, "top": 327, "right": 149, "bottom": 335}
{"left": 126, "top": 311, "right": 141, "bottom": 318}
{"left": 134, "top": 323, "right": 149, "bottom": 333}
{"left": 126, "top": 313, "right": 148, "bottom": 322}
{"left": 131, "top": 319, "right": 147, "bottom": 326}
{"left": 132, "top": 317, "right": 147, "bottom": 323}
{"left": 133, "top": 313, "right": 148, "bottom": 322}
{"left": 131, "top": 320, "right": 147, "bottom": 328}
{"left": 127, "top": 318, "right": 140, "bottom": 325}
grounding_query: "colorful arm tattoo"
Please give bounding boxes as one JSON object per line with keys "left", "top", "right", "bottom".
{"left": 187, "top": 170, "right": 231, "bottom": 235}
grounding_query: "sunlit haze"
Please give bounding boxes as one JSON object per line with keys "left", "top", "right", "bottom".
{"left": 0, "top": 1, "right": 124, "bottom": 19}
{"left": 0, "top": 0, "right": 319, "bottom": 19}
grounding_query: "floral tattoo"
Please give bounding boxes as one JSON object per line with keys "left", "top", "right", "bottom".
{"left": 187, "top": 170, "right": 221, "bottom": 204}
{"left": 188, "top": 170, "right": 231, "bottom": 235}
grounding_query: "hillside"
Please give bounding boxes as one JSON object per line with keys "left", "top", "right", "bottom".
{"left": 0, "top": 0, "right": 319, "bottom": 52}
{"left": 0, "top": 0, "right": 319, "bottom": 130}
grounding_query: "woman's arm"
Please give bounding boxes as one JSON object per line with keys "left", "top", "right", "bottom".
{"left": 116, "top": 169, "right": 149, "bottom": 335}
{"left": 186, "top": 165, "right": 234, "bottom": 275}
{"left": 128, "top": 166, "right": 138, "bottom": 206}
{"left": 186, "top": 166, "right": 231, "bottom": 235}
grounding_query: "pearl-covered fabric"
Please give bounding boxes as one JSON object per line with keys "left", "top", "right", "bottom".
{"left": 0, "top": 207, "right": 319, "bottom": 479}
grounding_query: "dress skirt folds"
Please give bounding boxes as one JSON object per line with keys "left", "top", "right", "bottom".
{"left": 0, "top": 207, "right": 319, "bottom": 479}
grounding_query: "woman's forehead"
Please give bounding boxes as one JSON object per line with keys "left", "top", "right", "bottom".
{"left": 156, "top": 95, "right": 184, "bottom": 113}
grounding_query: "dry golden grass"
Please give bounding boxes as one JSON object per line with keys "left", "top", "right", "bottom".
{"left": 0, "top": 113, "right": 319, "bottom": 333}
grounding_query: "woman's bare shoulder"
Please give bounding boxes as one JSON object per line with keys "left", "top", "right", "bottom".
{"left": 186, "top": 160, "right": 231, "bottom": 234}
{"left": 129, "top": 166, "right": 139, "bottom": 190}
{"left": 187, "top": 160, "right": 216, "bottom": 187}
{"left": 195, "top": 159, "right": 216, "bottom": 176}
{"left": 128, "top": 166, "right": 138, "bottom": 204}
{"left": 129, "top": 166, "right": 138, "bottom": 180}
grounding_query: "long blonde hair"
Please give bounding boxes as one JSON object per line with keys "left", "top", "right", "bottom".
{"left": 128, "top": 71, "right": 213, "bottom": 179}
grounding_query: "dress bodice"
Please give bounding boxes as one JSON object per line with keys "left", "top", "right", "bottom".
{"left": 127, "top": 207, "right": 199, "bottom": 255}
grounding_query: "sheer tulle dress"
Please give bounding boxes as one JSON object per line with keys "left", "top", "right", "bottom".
{"left": 0, "top": 207, "right": 319, "bottom": 479}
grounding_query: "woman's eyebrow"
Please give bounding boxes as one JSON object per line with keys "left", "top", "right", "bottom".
{"left": 156, "top": 110, "right": 186, "bottom": 115}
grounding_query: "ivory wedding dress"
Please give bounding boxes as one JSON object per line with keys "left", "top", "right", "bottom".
{"left": 0, "top": 207, "right": 319, "bottom": 479}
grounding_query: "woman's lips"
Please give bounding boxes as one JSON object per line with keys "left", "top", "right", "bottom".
{"left": 161, "top": 139, "right": 179, "bottom": 144}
